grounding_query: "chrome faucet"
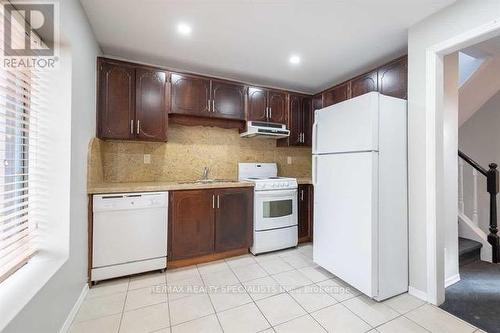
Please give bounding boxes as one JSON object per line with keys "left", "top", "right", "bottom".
{"left": 202, "top": 166, "right": 209, "bottom": 180}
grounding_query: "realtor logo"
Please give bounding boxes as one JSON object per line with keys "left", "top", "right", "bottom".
{"left": 2, "top": 1, "right": 59, "bottom": 70}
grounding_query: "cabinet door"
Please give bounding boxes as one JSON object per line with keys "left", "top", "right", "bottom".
{"left": 288, "top": 94, "right": 302, "bottom": 146}
{"left": 135, "top": 68, "right": 169, "bottom": 141}
{"left": 268, "top": 91, "right": 287, "bottom": 123}
{"left": 247, "top": 87, "right": 268, "bottom": 122}
{"left": 171, "top": 73, "right": 210, "bottom": 116}
{"left": 169, "top": 190, "right": 214, "bottom": 260}
{"left": 322, "top": 82, "right": 351, "bottom": 107}
{"left": 97, "top": 60, "right": 135, "bottom": 140}
{"left": 298, "top": 185, "right": 313, "bottom": 242}
{"left": 312, "top": 94, "right": 323, "bottom": 112}
{"left": 211, "top": 80, "right": 246, "bottom": 120}
{"left": 214, "top": 188, "right": 253, "bottom": 252}
{"left": 301, "top": 97, "right": 313, "bottom": 147}
{"left": 351, "top": 70, "right": 378, "bottom": 98}
{"left": 378, "top": 56, "right": 407, "bottom": 99}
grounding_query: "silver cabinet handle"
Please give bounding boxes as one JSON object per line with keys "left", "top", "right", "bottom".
{"left": 269, "top": 107, "right": 272, "bottom": 119}
{"left": 207, "top": 99, "right": 210, "bottom": 112}
{"left": 212, "top": 194, "right": 215, "bottom": 209}
{"left": 136, "top": 120, "right": 140, "bottom": 134}
{"left": 217, "top": 195, "right": 220, "bottom": 209}
{"left": 212, "top": 99, "right": 215, "bottom": 113}
{"left": 300, "top": 189, "right": 304, "bottom": 201}
{"left": 265, "top": 107, "right": 268, "bottom": 119}
{"left": 130, "top": 120, "right": 134, "bottom": 134}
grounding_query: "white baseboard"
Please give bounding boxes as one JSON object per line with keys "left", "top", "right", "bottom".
{"left": 59, "top": 283, "right": 89, "bottom": 333}
{"left": 408, "top": 286, "right": 428, "bottom": 302}
{"left": 445, "top": 274, "right": 460, "bottom": 288}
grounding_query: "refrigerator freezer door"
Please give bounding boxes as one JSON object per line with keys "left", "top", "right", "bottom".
{"left": 313, "top": 92, "right": 379, "bottom": 155}
{"left": 313, "top": 152, "right": 379, "bottom": 298}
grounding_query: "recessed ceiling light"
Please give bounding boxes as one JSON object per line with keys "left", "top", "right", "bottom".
{"left": 289, "top": 55, "right": 301, "bottom": 65}
{"left": 177, "top": 23, "right": 192, "bottom": 36}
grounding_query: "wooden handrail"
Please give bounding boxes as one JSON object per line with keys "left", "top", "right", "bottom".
{"left": 458, "top": 150, "right": 488, "bottom": 176}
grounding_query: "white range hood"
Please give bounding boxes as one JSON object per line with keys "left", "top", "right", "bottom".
{"left": 240, "top": 121, "right": 290, "bottom": 139}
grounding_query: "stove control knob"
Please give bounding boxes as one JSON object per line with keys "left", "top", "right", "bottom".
{"left": 280, "top": 183, "right": 285, "bottom": 188}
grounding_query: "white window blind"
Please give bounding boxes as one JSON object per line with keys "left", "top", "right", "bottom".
{"left": 0, "top": 1, "right": 44, "bottom": 283}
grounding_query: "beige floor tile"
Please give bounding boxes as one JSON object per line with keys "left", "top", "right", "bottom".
{"left": 167, "top": 276, "right": 206, "bottom": 301}
{"left": 197, "top": 260, "right": 230, "bottom": 275}
{"left": 298, "top": 266, "right": 334, "bottom": 283}
{"left": 232, "top": 263, "right": 268, "bottom": 282}
{"left": 217, "top": 303, "right": 270, "bottom": 333}
{"left": 128, "top": 271, "right": 166, "bottom": 291}
{"left": 288, "top": 284, "right": 337, "bottom": 312}
{"left": 87, "top": 278, "right": 129, "bottom": 299}
{"left": 311, "top": 303, "right": 372, "bottom": 333}
{"left": 274, "top": 315, "right": 326, "bottom": 333}
{"left": 166, "top": 266, "right": 200, "bottom": 283}
{"left": 282, "top": 254, "right": 314, "bottom": 269}
{"left": 225, "top": 254, "right": 257, "bottom": 268}
{"left": 201, "top": 269, "right": 239, "bottom": 286}
{"left": 405, "top": 304, "right": 477, "bottom": 333}
{"left": 253, "top": 252, "right": 282, "bottom": 264}
{"left": 69, "top": 314, "right": 121, "bottom": 333}
{"left": 125, "top": 286, "right": 167, "bottom": 311}
{"left": 120, "top": 302, "right": 170, "bottom": 333}
{"left": 317, "top": 278, "right": 361, "bottom": 302}
{"left": 343, "top": 295, "right": 399, "bottom": 327}
{"left": 377, "top": 316, "right": 429, "bottom": 333}
{"left": 242, "top": 276, "right": 284, "bottom": 301}
{"left": 258, "top": 258, "right": 295, "bottom": 275}
{"left": 256, "top": 293, "right": 306, "bottom": 326}
{"left": 272, "top": 269, "right": 313, "bottom": 291}
{"left": 383, "top": 293, "right": 426, "bottom": 314}
{"left": 75, "top": 293, "right": 126, "bottom": 322}
{"left": 169, "top": 293, "right": 214, "bottom": 326}
{"left": 208, "top": 283, "right": 253, "bottom": 312}
{"left": 171, "top": 314, "right": 222, "bottom": 333}
{"left": 277, "top": 248, "right": 302, "bottom": 258}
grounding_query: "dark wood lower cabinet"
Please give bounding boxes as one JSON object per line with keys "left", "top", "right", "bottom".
{"left": 298, "top": 184, "right": 313, "bottom": 243}
{"left": 169, "top": 187, "right": 253, "bottom": 263}
{"left": 215, "top": 188, "right": 253, "bottom": 252}
{"left": 169, "top": 190, "right": 215, "bottom": 260}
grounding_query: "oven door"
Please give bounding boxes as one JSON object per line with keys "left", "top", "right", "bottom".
{"left": 254, "top": 189, "right": 297, "bottom": 231}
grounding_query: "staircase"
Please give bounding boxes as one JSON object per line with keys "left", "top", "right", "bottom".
{"left": 458, "top": 237, "right": 482, "bottom": 266}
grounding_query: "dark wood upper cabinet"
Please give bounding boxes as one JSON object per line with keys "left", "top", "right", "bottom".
{"left": 378, "top": 56, "right": 408, "bottom": 99}
{"left": 322, "top": 82, "right": 351, "bottom": 107}
{"left": 302, "top": 97, "right": 313, "bottom": 147}
{"left": 298, "top": 184, "right": 313, "bottom": 243}
{"left": 171, "top": 73, "right": 210, "bottom": 117}
{"left": 169, "top": 190, "right": 215, "bottom": 260}
{"left": 288, "top": 94, "right": 302, "bottom": 145}
{"left": 268, "top": 91, "right": 287, "bottom": 124}
{"left": 97, "top": 60, "right": 135, "bottom": 140}
{"left": 135, "top": 68, "right": 169, "bottom": 141}
{"left": 247, "top": 87, "right": 268, "bottom": 122}
{"left": 312, "top": 94, "right": 323, "bottom": 112}
{"left": 214, "top": 188, "right": 253, "bottom": 252}
{"left": 211, "top": 80, "right": 246, "bottom": 120}
{"left": 351, "top": 70, "right": 378, "bottom": 98}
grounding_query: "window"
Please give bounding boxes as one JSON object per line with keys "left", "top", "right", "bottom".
{"left": 0, "top": 2, "right": 42, "bottom": 283}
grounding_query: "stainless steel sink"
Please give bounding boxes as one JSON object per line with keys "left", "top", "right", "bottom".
{"left": 178, "top": 179, "right": 238, "bottom": 184}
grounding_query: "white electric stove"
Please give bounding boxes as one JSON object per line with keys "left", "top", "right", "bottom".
{"left": 238, "top": 163, "right": 298, "bottom": 254}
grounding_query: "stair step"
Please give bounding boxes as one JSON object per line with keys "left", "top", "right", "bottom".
{"left": 459, "top": 237, "right": 482, "bottom": 266}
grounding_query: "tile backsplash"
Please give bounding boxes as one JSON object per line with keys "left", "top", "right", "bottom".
{"left": 88, "top": 124, "right": 312, "bottom": 184}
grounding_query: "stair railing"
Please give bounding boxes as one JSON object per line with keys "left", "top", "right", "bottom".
{"left": 458, "top": 150, "right": 499, "bottom": 263}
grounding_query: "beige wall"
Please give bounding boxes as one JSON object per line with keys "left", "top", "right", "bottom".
{"left": 89, "top": 124, "right": 312, "bottom": 185}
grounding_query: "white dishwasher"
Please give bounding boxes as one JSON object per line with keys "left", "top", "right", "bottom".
{"left": 92, "top": 191, "right": 168, "bottom": 282}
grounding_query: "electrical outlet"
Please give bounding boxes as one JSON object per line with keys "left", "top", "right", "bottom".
{"left": 143, "top": 154, "right": 151, "bottom": 164}
{"left": 287, "top": 156, "right": 292, "bottom": 165}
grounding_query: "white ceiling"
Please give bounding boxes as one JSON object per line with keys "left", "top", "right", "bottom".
{"left": 80, "top": 0, "right": 455, "bottom": 94}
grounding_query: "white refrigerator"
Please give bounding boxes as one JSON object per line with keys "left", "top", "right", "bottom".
{"left": 312, "top": 92, "right": 408, "bottom": 301}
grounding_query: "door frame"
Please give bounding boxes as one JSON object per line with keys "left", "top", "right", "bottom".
{"left": 424, "top": 19, "right": 500, "bottom": 305}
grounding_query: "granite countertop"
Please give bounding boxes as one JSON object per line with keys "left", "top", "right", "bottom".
{"left": 296, "top": 178, "right": 313, "bottom": 185}
{"left": 88, "top": 180, "right": 254, "bottom": 194}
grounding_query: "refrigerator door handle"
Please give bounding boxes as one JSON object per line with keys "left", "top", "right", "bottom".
{"left": 312, "top": 155, "right": 318, "bottom": 186}
{"left": 312, "top": 121, "right": 318, "bottom": 154}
